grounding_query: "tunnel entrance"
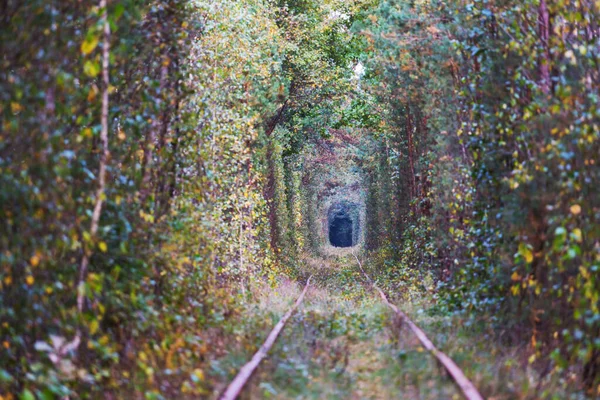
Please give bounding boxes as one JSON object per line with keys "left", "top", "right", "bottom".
{"left": 327, "top": 201, "right": 360, "bottom": 248}
{"left": 329, "top": 214, "right": 353, "bottom": 247}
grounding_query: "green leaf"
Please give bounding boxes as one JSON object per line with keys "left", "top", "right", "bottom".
{"left": 114, "top": 4, "right": 125, "bottom": 19}
{"left": 553, "top": 227, "right": 567, "bottom": 250}
{"left": 20, "top": 389, "right": 35, "bottom": 400}
{"left": 39, "top": 389, "right": 55, "bottom": 400}
{"left": 0, "top": 369, "right": 13, "bottom": 383}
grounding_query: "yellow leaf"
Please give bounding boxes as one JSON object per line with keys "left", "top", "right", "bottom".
{"left": 570, "top": 204, "right": 582, "bottom": 215}
{"left": 511, "top": 271, "right": 522, "bottom": 281}
{"left": 518, "top": 243, "right": 534, "bottom": 263}
{"left": 10, "top": 102, "right": 23, "bottom": 114}
{"left": 87, "top": 85, "right": 99, "bottom": 102}
{"left": 528, "top": 277, "right": 537, "bottom": 287}
{"left": 572, "top": 228, "right": 583, "bottom": 243}
{"left": 30, "top": 254, "right": 40, "bottom": 267}
{"left": 139, "top": 210, "right": 155, "bottom": 223}
{"left": 564, "top": 49, "right": 577, "bottom": 65}
{"left": 98, "top": 241, "right": 107, "bottom": 252}
{"left": 84, "top": 60, "right": 100, "bottom": 78}
{"left": 81, "top": 36, "right": 99, "bottom": 55}
{"left": 193, "top": 369, "right": 204, "bottom": 381}
{"left": 26, "top": 275, "right": 34, "bottom": 286}
{"left": 89, "top": 319, "right": 99, "bottom": 335}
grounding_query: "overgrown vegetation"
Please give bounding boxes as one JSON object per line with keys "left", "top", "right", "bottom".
{"left": 356, "top": 1, "right": 600, "bottom": 395}
{"left": 1, "top": 0, "right": 599, "bottom": 398}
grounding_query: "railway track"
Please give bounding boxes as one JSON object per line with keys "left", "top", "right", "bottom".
{"left": 220, "top": 276, "right": 313, "bottom": 400}
{"left": 220, "top": 255, "right": 483, "bottom": 400}
{"left": 352, "top": 253, "right": 484, "bottom": 400}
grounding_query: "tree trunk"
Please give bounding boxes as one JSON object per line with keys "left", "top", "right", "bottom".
{"left": 537, "top": 0, "right": 552, "bottom": 94}
{"left": 63, "top": 0, "right": 111, "bottom": 355}
{"left": 77, "top": 0, "right": 110, "bottom": 313}
{"left": 264, "top": 141, "right": 280, "bottom": 253}
{"left": 262, "top": 100, "right": 289, "bottom": 254}
{"left": 406, "top": 104, "right": 416, "bottom": 203}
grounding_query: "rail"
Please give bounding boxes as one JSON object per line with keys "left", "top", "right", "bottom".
{"left": 220, "top": 276, "right": 313, "bottom": 400}
{"left": 353, "top": 253, "right": 484, "bottom": 400}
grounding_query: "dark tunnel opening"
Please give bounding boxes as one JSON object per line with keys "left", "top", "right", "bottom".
{"left": 329, "top": 214, "right": 353, "bottom": 247}
{"left": 328, "top": 201, "right": 359, "bottom": 248}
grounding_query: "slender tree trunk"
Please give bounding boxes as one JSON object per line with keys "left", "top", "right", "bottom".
{"left": 238, "top": 194, "right": 245, "bottom": 295}
{"left": 265, "top": 141, "right": 280, "bottom": 253}
{"left": 406, "top": 104, "right": 416, "bottom": 203}
{"left": 263, "top": 99, "right": 290, "bottom": 254}
{"left": 63, "top": 0, "right": 110, "bottom": 355}
{"left": 537, "top": 0, "right": 552, "bottom": 94}
{"left": 140, "top": 62, "right": 169, "bottom": 205}
{"left": 77, "top": 0, "right": 110, "bottom": 313}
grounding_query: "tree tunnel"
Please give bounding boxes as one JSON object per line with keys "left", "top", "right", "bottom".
{"left": 328, "top": 201, "right": 360, "bottom": 248}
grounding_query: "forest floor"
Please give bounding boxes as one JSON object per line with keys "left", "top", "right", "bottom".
{"left": 207, "top": 255, "right": 584, "bottom": 400}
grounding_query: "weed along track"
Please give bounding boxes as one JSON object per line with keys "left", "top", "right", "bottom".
{"left": 221, "top": 276, "right": 313, "bottom": 400}
{"left": 353, "top": 254, "right": 484, "bottom": 400}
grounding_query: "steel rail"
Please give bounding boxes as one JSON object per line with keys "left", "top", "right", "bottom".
{"left": 353, "top": 253, "right": 484, "bottom": 400}
{"left": 220, "top": 276, "right": 313, "bottom": 400}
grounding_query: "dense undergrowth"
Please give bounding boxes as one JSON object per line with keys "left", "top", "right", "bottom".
{"left": 360, "top": 1, "right": 600, "bottom": 395}
{"left": 1, "top": 0, "right": 599, "bottom": 398}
